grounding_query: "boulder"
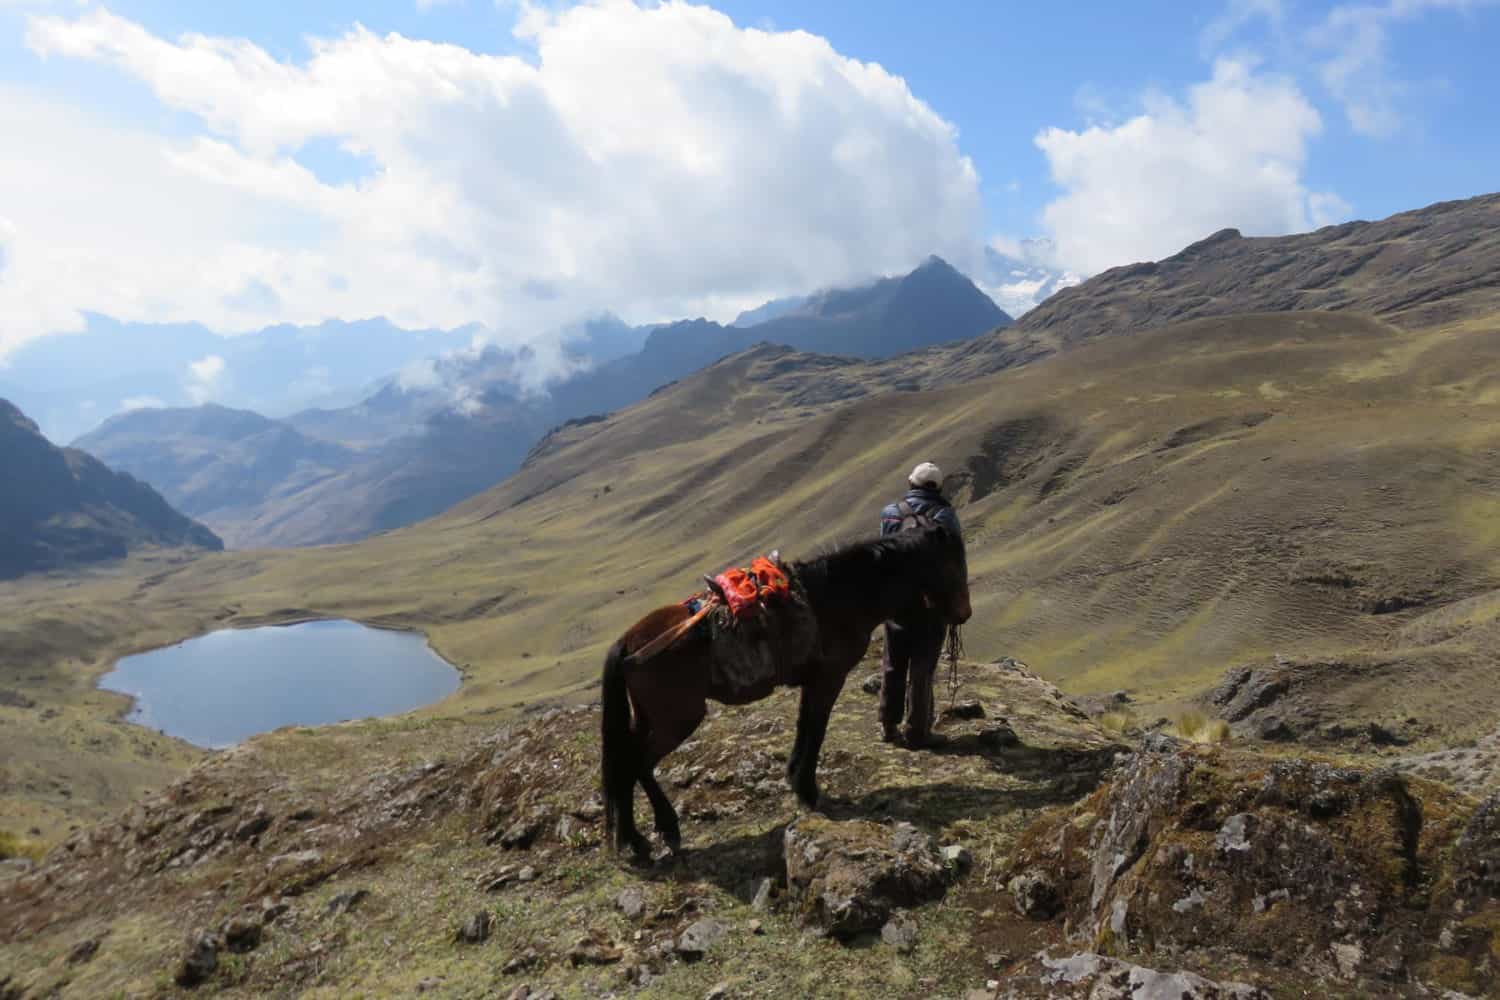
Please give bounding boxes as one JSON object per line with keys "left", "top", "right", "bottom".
{"left": 749, "top": 877, "right": 774, "bottom": 912}
{"left": 784, "top": 817, "right": 948, "bottom": 939}
{"left": 65, "top": 937, "right": 101, "bottom": 965}
{"left": 326, "top": 888, "right": 369, "bottom": 916}
{"left": 880, "top": 912, "right": 919, "bottom": 953}
{"left": 496, "top": 810, "right": 549, "bottom": 850}
{"left": 232, "top": 806, "right": 272, "bottom": 842}
{"left": 616, "top": 886, "right": 647, "bottom": 920}
{"left": 221, "top": 914, "right": 263, "bottom": 953}
{"left": 456, "top": 910, "right": 491, "bottom": 944}
{"left": 566, "top": 933, "right": 622, "bottom": 966}
{"left": 1008, "top": 869, "right": 1059, "bottom": 920}
{"left": 176, "top": 929, "right": 219, "bottom": 987}
{"left": 502, "top": 948, "right": 542, "bottom": 975}
{"left": 941, "top": 844, "right": 973, "bottom": 874}
{"left": 860, "top": 673, "right": 882, "bottom": 695}
{"left": 1039, "top": 953, "right": 1268, "bottom": 999}
{"left": 978, "top": 722, "right": 1020, "bottom": 748}
{"left": 266, "top": 849, "right": 324, "bottom": 877}
{"left": 675, "top": 919, "right": 727, "bottom": 959}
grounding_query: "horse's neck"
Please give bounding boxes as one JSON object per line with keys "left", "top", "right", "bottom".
{"left": 798, "top": 547, "right": 924, "bottom": 638}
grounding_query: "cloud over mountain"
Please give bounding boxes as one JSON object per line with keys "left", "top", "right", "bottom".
{"left": 1033, "top": 58, "right": 1347, "bottom": 276}
{"left": 4, "top": 1, "right": 983, "bottom": 356}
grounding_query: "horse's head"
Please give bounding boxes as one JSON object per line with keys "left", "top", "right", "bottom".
{"left": 921, "top": 525, "right": 972, "bottom": 625}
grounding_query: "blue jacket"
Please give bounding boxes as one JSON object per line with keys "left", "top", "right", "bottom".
{"left": 880, "top": 487, "right": 961, "bottom": 538}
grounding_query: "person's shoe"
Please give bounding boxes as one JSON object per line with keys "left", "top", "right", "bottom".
{"left": 879, "top": 723, "right": 900, "bottom": 744}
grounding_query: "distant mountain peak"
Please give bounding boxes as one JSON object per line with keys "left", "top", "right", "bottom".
{"left": 915, "top": 253, "right": 958, "bottom": 273}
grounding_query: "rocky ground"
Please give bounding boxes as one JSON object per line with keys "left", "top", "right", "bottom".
{"left": 2, "top": 656, "right": 1496, "bottom": 999}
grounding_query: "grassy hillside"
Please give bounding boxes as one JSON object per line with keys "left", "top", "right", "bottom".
{"left": 4, "top": 302, "right": 1499, "bottom": 845}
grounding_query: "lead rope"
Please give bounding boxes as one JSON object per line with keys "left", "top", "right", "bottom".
{"left": 944, "top": 625, "right": 964, "bottom": 708}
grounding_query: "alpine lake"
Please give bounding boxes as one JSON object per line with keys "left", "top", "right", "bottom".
{"left": 98, "top": 619, "right": 461, "bottom": 748}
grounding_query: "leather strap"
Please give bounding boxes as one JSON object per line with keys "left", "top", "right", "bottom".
{"left": 630, "top": 599, "right": 718, "bottom": 663}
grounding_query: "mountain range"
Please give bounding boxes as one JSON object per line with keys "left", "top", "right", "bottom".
{"left": 6, "top": 191, "right": 1500, "bottom": 997}
{"left": 0, "top": 399, "right": 221, "bottom": 579}
{"left": 75, "top": 256, "right": 1010, "bottom": 548}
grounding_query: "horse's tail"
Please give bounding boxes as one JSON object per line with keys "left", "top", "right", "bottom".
{"left": 600, "top": 640, "right": 636, "bottom": 849}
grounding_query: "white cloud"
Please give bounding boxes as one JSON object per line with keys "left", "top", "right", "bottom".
{"left": 120, "top": 395, "right": 166, "bottom": 411}
{"left": 5, "top": 2, "right": 982, "bottom": 359}
{"left": 1033, "top": 58, "right": 1348, "bottom": 276}
{"left": 980, "top": 237, "right": 1082, "bottom": 316}
{"left": 1308, "top": 190, "right": 1354, "bottom": 228}
{"left": 396, "top": 358, "right": 441, "bottom": 392}
{"left": 1311, "top": 0, "right": 1495, "bottom": 138}
{"left": 1200, "top": 0, "right": 1284, "bottom": 54}
{"left": 185, "top": 355, "right": 227, "bottom": 404}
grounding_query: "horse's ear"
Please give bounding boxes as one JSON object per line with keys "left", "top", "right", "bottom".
{"left": 704, "top": 575, "right": 729, "bottom": 602}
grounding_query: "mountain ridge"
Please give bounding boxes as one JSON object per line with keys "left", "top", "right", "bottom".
{"left": 76, "top": 257, "right": 1009, "bottom": 548}
{"left": 0, "top": 398, "right": 222, "bottom": 578}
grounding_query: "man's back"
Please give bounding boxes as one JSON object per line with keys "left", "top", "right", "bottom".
{"left": 881, "top": 485, "right": 961, "bottom": 537}
{"left": 877, "top": 462, "right": 960, "bottom": 748}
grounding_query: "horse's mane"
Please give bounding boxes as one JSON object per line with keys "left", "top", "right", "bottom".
{"left": 789, "top": 529, "right": 947, "bottom": 603}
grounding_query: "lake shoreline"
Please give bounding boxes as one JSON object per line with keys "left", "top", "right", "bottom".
{"left": 96, "top": 619, "right": 465, "bottom": 749}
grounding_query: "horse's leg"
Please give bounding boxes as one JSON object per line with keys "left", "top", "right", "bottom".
{"left": 786, "top": 686, "right": 812, "bottom": 783}
{"left": 790, "top": 670, "right": 845, "bottom": 809}
{"left": 639, "top": 770, "right": 681, "bottom": 852}
{"left": 601, "top": 643, "right": 651, "bottom": 859}
{"left": 639, "top": 699, "right": 705, "bottom": 851}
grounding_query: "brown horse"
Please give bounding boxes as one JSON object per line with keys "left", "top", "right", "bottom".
{"left": 601, "top": 525, "right": 971, "bottom": 858}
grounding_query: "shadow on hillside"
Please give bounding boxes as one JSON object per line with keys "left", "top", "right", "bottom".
{"left": 638, "top": 742, "right": 1119, "bottom": 898}
{"left": 925, "top": 736, "right": 1124, "bottom": 783}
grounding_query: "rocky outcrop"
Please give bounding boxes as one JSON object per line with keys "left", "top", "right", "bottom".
{"left": 783, "top": 816, "right": 950, "bottom": 939}
{"left": 1007, "top": 737, "right": 1500, "bottom": 995}
{"left": 1204, "top": 657, "right": 1435, "bottom": 747}
{"left": 1034, "top": 952, "right": 1267, "bottom": 999}
{"left": 1013, "top": 192, "right": 1500, "bottom": 349}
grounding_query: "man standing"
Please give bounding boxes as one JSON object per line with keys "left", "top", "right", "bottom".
{"left": 878, "top": 461, "right": 962, "bottom": 748}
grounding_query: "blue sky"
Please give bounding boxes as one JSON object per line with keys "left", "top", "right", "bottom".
{"left": 0, "top": 0, "right": 1496, "bottom": 360}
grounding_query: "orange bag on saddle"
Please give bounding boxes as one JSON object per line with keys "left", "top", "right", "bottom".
{"left": 714, "top": 555, "right": 792, "bottom": 619}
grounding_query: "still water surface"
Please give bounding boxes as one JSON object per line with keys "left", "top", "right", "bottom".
{"left": 98, "top": 620, "right": 461, "bottom": 748}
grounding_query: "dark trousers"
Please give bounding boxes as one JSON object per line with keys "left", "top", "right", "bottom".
{"left": 880, "top": 618, "right": 946, "bottom": 738}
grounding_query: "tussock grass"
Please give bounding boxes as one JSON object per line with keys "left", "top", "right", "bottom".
{"left": 1174, "top": 711, "right": 1232, "bottom": 744}
{"left": 0, "top": 829, "right": 46, "bottom": 862}
{"left": 1098, "top": 711, "right": 1135, "bottom": 735}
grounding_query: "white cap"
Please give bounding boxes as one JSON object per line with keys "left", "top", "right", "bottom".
{"left": 908, "top": 462, "right": 942, "bottom": 488}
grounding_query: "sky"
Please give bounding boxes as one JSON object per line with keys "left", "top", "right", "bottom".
{"left": 0, "top": 0, "right": 1496, "bottom": 364}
